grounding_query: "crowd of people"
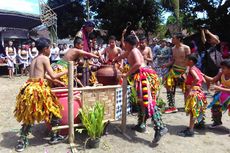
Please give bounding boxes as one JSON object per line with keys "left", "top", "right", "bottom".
{"left": 1, "top": 20, "right": 228, "bottom": 152}
{"left": 0, "top": 41, "right": 74, "bottom": 78}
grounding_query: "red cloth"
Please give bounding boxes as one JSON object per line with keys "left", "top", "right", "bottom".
{"left": 185, "top": 66, "right": 203, "bottom": 87}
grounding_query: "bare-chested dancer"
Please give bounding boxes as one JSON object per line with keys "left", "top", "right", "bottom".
{"left": 138, "top": 36, "right": 153, "bottom": 67}
{"left": 51, "top": 37, "right": 99, "bottom": 86}
{"left": 114, "top": 35, "right": 167, "bottom": 144}
{"left": 162, "top": 33, "right": 191, "bottom": 114}
{"left": 14, "top": 37, "right": 68, "bottom": 152}
{"left": 100, "top": 35, "right": 123, "bottom": 67}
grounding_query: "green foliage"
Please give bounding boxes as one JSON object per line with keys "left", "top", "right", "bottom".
{"left": 94, "top": 0, "right": 162, "bottom": 39}
{"left": 79, "top": 102, "right": 105, "bottom": 140}
{"left": 47, "top": 0, "right": 86, "bottom": 38}
{"left": 189, "top": 0, "right": 230, "bottom": 41}
{"left": 156, "top": 97, "right": 166, "bottom": 113}
{"left": 166, "top": 13, "right": 197, "bottom": 34}
{"left": 127, "top": 77, "right": 138, "bottom": 104}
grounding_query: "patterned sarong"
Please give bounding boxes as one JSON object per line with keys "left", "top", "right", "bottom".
{"left": 165, "top": 64, "right": 186, "bottom": 91}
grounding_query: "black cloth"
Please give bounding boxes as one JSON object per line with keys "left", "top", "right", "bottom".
{"left": 202, "top": 43, "right": 222, "bottom": 77}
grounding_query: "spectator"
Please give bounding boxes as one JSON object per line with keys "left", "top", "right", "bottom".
{"left": 155, "top": 39, "right": 172, "bottom": 78}
{"left": 150, "top": 38, "right": 160, "bottom": 69}
{"left": 29, "top": 42, "right": 38, "bottom": 64}
{"left": 63, "top": 43, "right": 69, "bottom": 53}
{"left": 189, "top": 40, "right": 198, "bottom": 54}
{"left": 5, "top": 40, "right": 17, "bottom": 79}
{"left": 18, "top": 45, "right": 29, "bottom": 76}
{"left": 59, "top": 44, "right": 65, "bottom": 58}
{"left": 220, "top": 42, "right": 230, "bottom": 59}
{"left": 75, "top": 20, "right": 95, "bottom": 52}
{"left": 50, "top": 43, "right": 60, "bottom": 63}
{"left": 0, "top": 44, "right": 6, "bottom": 64}
{"left": 201, "top": 29, "right": 223, "bottom": 92}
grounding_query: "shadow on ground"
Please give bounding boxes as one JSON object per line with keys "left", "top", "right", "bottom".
{"left": 0, "top": 123, "right": 59, "bottom": 150}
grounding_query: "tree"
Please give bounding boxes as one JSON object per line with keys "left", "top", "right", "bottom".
{"left": 161, "top": 0, "right": 190, "bottom": 26}
{"left": 186, "top": 0, "right": 230, "bottom": 41}
{"left": 47, "top": 0, "right": 86, "bottom": 39}
{"left": 92, "top": 0, "right": 162, "bottom": 39}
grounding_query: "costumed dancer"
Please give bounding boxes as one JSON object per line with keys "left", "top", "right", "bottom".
{"left": 203, "top": 59, "right": 230, "bottom": 128}
{"left": 100, "top": 35, "right": 123, "bottom": 68}
{"left": 5, "top": 40, "right": 17, "bottom": 79}
{"left": 29, "top": 42, "right": 38, "bottom": 64}
{"left": 114, "top": 35, "right": 168, "bottom": 144}
{"left": 14, "top": 37, "right": 68, "bottom": 152}
{"left": 138, "top": 36, "right": 153, "bottom": 68}
{"left": 177, "top": 54, "right": 207, "bottom": 137}
{"left": 50, "top": 37, "right": 99, "bottom": 87}
{"left": 18, "top": 45, "right": 29, "bottom": 76}
{"left": 162, "top": 33, "right": 191, "bottom": 113}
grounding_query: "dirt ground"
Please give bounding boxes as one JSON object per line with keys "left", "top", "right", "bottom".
{"left": 0, "top": 76, "right": 229, "bottom": 153}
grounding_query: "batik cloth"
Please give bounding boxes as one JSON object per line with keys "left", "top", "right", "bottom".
{"left": 164, "top": 64, "right": 186, "bottom": 92}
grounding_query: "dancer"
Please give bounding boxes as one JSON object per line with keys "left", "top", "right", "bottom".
{"left": 163, "top": 33, "right": 191, "bottom": 113}
{"left": 51, "top": 37, "right": 99, "bottom": 86}
{"left": 100, "top": 35, "right": 123, "bottom": 65}
{"left": 14, "top": 37, "right": 68, "bottom": 152}
{"left": 203, "top": 59, "right": 230, "bottom": 128}
{"left": 178, "top": 54, "right": 207, "bottom": 137}
{"left": 114, "top": 35, "right": 167, "bottom": 143}
{"left": 138, "top": 36, "right": 153, "bottom": 67}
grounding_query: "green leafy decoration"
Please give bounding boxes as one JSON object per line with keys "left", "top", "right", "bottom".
{"left": 79, "top": 102, "right": 105, "bottom": 140}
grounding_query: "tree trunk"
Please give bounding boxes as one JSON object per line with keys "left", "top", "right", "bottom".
{"left": 173, "top": 0, "right": 180, "bottom": 31}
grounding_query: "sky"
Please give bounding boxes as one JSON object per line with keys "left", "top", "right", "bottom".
{"left": 0, "top": 0, "right": 45, "bottom": 15}
{"left": 0, "top": 0, "right": 227, "bottom": 21}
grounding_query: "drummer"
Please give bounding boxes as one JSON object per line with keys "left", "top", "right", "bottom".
{"left": 100, "top": 35, "right": 123, "bottom": 69}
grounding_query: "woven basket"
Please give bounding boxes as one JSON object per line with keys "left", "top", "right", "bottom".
{"left": 81, "top": 87, "right": 117, "bottom": 120}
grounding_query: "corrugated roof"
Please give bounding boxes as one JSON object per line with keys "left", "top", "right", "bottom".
{"left": 0, "top": 9, "right": 41, "bottom": 29}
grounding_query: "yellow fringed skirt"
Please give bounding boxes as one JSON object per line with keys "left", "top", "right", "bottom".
{"left": 185, "top": 86, "right": 207, "bottom": 122}
{"left": 14, "top": 78, "right": 63, "bottom": 125}
{"left": 52, "top": 60, "right": 68, "bottom": 85}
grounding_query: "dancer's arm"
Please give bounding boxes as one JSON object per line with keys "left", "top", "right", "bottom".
{"left": 44, "top": 57, "right": 67, "bottom": 79}
{"left": 77, "top": 49, "right": 99, "bottom": 59}
{"left": 203, "top": 71, "right": 222, "bottom": 83}
{"left": 113, "top": 51, "right": 128, "bottom": 63}
{"left": 213, "top": 85, "right": 230, "bottom": 93}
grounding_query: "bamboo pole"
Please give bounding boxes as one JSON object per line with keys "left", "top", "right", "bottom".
{"left": 121, "top": 78, "right": 127, "bottom": 133}
{"left": 68, "top": 61, "right": 74, "bottom": 144}
{"left": 51, "top": 85, "right": 121, "bottom": 93}
{"left": 51, "top": 119, "right": 114, "bottom": 131}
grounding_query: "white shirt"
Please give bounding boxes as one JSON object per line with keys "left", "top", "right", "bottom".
{"left": 50, "top": 47, "right": 60, "bottom": 61}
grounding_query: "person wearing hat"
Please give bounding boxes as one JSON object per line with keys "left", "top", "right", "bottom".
{"left": 75, "top": 20, "right": 95, "bottom": 52}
